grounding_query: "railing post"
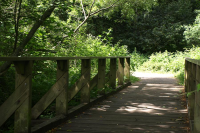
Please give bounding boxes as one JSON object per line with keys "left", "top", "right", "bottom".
{"left": 81, "top": 59, "right": 91, "bottom": 103}
{"left": 97, "top": 59, "right": 106, "bottom": 94}
{"left": 14, "top": 61, "right": 33, "bottom": 133}
{"left": 118, "top": 58, "right": 124, "bottom": 85}
{"left": 110, "top": 58, "right": 116, "bottom": 89}
{"left": 56, "top": 60, "right": 69, "bottom": 115}
{"left": 194, "top": 64, "right": 200, "bottom": 133}
{"left": 185, "top": 59, "right": 188, "bottom": 92}
{"left": 124, "top": 57, "right": 130, "bottom": 82}
{"left": 188, "top": 62, "right": 196, "bottom": 120}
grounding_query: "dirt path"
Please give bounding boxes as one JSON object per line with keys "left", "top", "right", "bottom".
{"left": 54, "top": 72, "right": 190, "bottom": 133}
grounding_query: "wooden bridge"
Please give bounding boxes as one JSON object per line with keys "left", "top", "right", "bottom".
{"left": 0, "top": 57, "right": 199, "bottom": 133}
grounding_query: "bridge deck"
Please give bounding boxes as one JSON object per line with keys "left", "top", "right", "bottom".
{"left": 54, "top": 74, "right": 189, "bottom": 133}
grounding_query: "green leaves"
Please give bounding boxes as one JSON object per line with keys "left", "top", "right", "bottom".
{"left": 197, "top": 84, "right": 200, "bottom": 92}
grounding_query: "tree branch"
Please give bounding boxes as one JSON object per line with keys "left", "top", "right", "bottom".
{"left": 13, "top": 0, "right": 18, "bottom": 52}
{"left": 13, "top": 0, "right": 22, "bottom": 52}
{"left": 74, "top": 1, "right": 116, "bottom": 33}
{"left": 80, "top": 0, "right": 86, "bottom": 19}
{"left": 88, "top": 0, "right": 95, "bottom": 17}
{"left": 0, "top": 5, "right": 56, "bottom": 75}
{"left": 90, "top": 2, "right": 116, "bottom": 16}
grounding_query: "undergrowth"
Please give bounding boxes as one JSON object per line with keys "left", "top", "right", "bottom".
{"left": 136, "top": 46, "right": 200, "bottom": 85}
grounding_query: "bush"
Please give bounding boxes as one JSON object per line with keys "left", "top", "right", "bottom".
{"left": 138, "top": 46, "right": 200, "bottom": 84}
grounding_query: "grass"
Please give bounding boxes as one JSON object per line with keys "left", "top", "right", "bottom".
{"left": 132, "top": 46, "right": 200, "bottom": 85}
{"left": 130, "top": 75, "right": 140, "bottom": 83}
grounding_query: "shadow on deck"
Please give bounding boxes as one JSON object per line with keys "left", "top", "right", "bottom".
{"left": 46, "top": 76, "right": 190, "bottom": 133}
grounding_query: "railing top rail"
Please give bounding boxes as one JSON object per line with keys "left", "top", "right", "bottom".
{"left": 186, "top": 58, "right": 200, "bottom": 65}
{"left": 0, "top": 56, "right": 131, "bottom": 61}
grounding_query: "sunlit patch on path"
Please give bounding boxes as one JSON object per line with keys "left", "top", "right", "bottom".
{"left": 53, "top": 72, "right": 190, "bottom": 133}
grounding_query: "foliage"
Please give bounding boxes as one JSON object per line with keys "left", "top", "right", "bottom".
{"left": 184, "top": 10, "right": 200, "bottom": 46}
{"left": 138, "top": 46, "right": 200, "bottom": 85}
{"left": 130, "top": 48, "right": 148, "bottom": 71}
{"left": 87, "top": 0, "right": 199, "bottom": 54}
{"left": 130, "top": 75, "right": 140, "bottom": 83}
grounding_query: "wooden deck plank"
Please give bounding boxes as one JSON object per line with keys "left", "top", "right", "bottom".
{"left": 53, "top": 76, "right": 189, "bottom": 133}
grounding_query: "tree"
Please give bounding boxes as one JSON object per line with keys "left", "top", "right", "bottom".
{"left": 0, "top": 0, "right": 118, "bottom": 75}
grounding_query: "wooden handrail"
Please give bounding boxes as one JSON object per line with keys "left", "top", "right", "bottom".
{"left": 0, "top": 56, "right": 131, "bottom": 61}
{"left": 185, "top": 58, "right": 200, "bottom": 132}
{"left": 0, "top": 56, "right": 131, "bottom": 133}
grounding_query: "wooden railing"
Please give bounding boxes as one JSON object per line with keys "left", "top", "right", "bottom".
{"left": 185, "top": 58, "right": 200, "bottom": 133}
{"left": 0, "top": 56, "right": 130, "bottom": 133}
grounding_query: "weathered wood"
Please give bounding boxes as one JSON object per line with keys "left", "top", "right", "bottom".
{"left": 56, "top": 60, "right": 69, "bottom": 116}
{"left": 0, "top": 77, "right": 30, "bottom": 127}
{"left": 124, "top": 58, "right": 130, "bottom": 82}
{"left": 31, "top": 71, "right": 68, "bottom": 119}
{"left": 14, "top": 61, "right": 33, "bottom": 133}
{"left": 188, "top": 62, "right": 192, "bottom": 92}
{"left": 67, "top": 69, "right": 90, "bottom": 102}
{"left": 0, "top": 56, "right": 131, "bottom": 61}
{"left": 188, "top": 62, "right": 196, "bottom": 120}
{"left": 97, "top": 59, "right": 106, "bottom": 94}
{"left": 105, "top": 71, "right": 110, "bottom": 84}
{"left": 81, "top": 59, "right": 91, "bottom": 103}
{"left": 110, "top": 59, "right": 116, "bottom": 89}
{"left": 185, "top": 59, "right": 188, "bottom": 92}
{"left": 186, "top": 58, "right": 200, "bottom": 66}
{"left": 194, "top": 65, "right": 200, "bottom": 133}
{"left": 52, "top": 76, "right": 188, "bottom": 133}
{"left": 90, "top": 74, "right": 98, "bottom": 91}
{"left": 118, "top": 58, "right": 124, "bottom": 85}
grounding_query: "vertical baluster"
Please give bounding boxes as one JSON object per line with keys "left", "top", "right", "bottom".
{"left": 97, "top": 59, "right": 106, "bottom": 94}
{"left": 110, "top": 58, "right": 116, "bottom": 89}
{"left": 185, "top": 59, "right": 188, "bottom": 92}
{"left": 56, "top": 60, "right": 69, "bottom": 115}
{"left": 14, "top": 61, "right": 33, "bottom": 133}
{"left": 118, "top": 58, "right": 124, "bottom": 85}
{"left": 188, "top": 62, "right": 196, "bottom": 120}
{"left": 194, "top": 64, "right": 200, "bottom": 132}
{"left": 81, "top": 59, "right": 91, "bottom": 103}
{"left": 124, "top": 58, "right": 130, "bottom": 82}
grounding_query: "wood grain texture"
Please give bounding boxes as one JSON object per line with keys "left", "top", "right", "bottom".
{"left": 53, "top": 76, "right": 189, "bottom": 133}
{"left": 14, "top": 61, "right": 33, "bottom": 133}
{"left": 0, "top": 77, "right": 30, "bottom": 127}
{"left": 97, "top": 59, "right": 106, "bottom": 95}
{"left": 0, "top": 56, "right": 131, "bottom": 61}
{"left": 81, "top": 59, "right": 91, "bottom": 103}
{"left": 110, "top": 58, "right": 116, "bottom": 89}
{"left": 194, "top": 65, "right": 200, "bottom": 132}
{"left": 67, "top": 69, "right": 90, "bottom": 102}
{"left": 31, "top": 71, "right": 68, "bottom": 119}
{"left": 56, "top": 60, "right": 69, "bottom": 116}
{"left": 118, "top": 58, "right": 124, "bottom": 85}
{"left": 124, "top": 58, "right": 130, "bottom": 82}
{"left": 188, "top": 62, "right": 195, "bottom": 120}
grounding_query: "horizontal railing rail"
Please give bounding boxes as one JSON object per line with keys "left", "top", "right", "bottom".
{"left": 0, "top": 56, "right": 130, "bottom": 61}
{"left": 0, "top": 56, "right": 131, "bottom": 133}
{"left": 185, "top": 58, "right": 200, "bottom": 133}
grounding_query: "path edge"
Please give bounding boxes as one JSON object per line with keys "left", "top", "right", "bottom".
{"left": 31, "top": 81, "right": 131, "bottom": 133}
